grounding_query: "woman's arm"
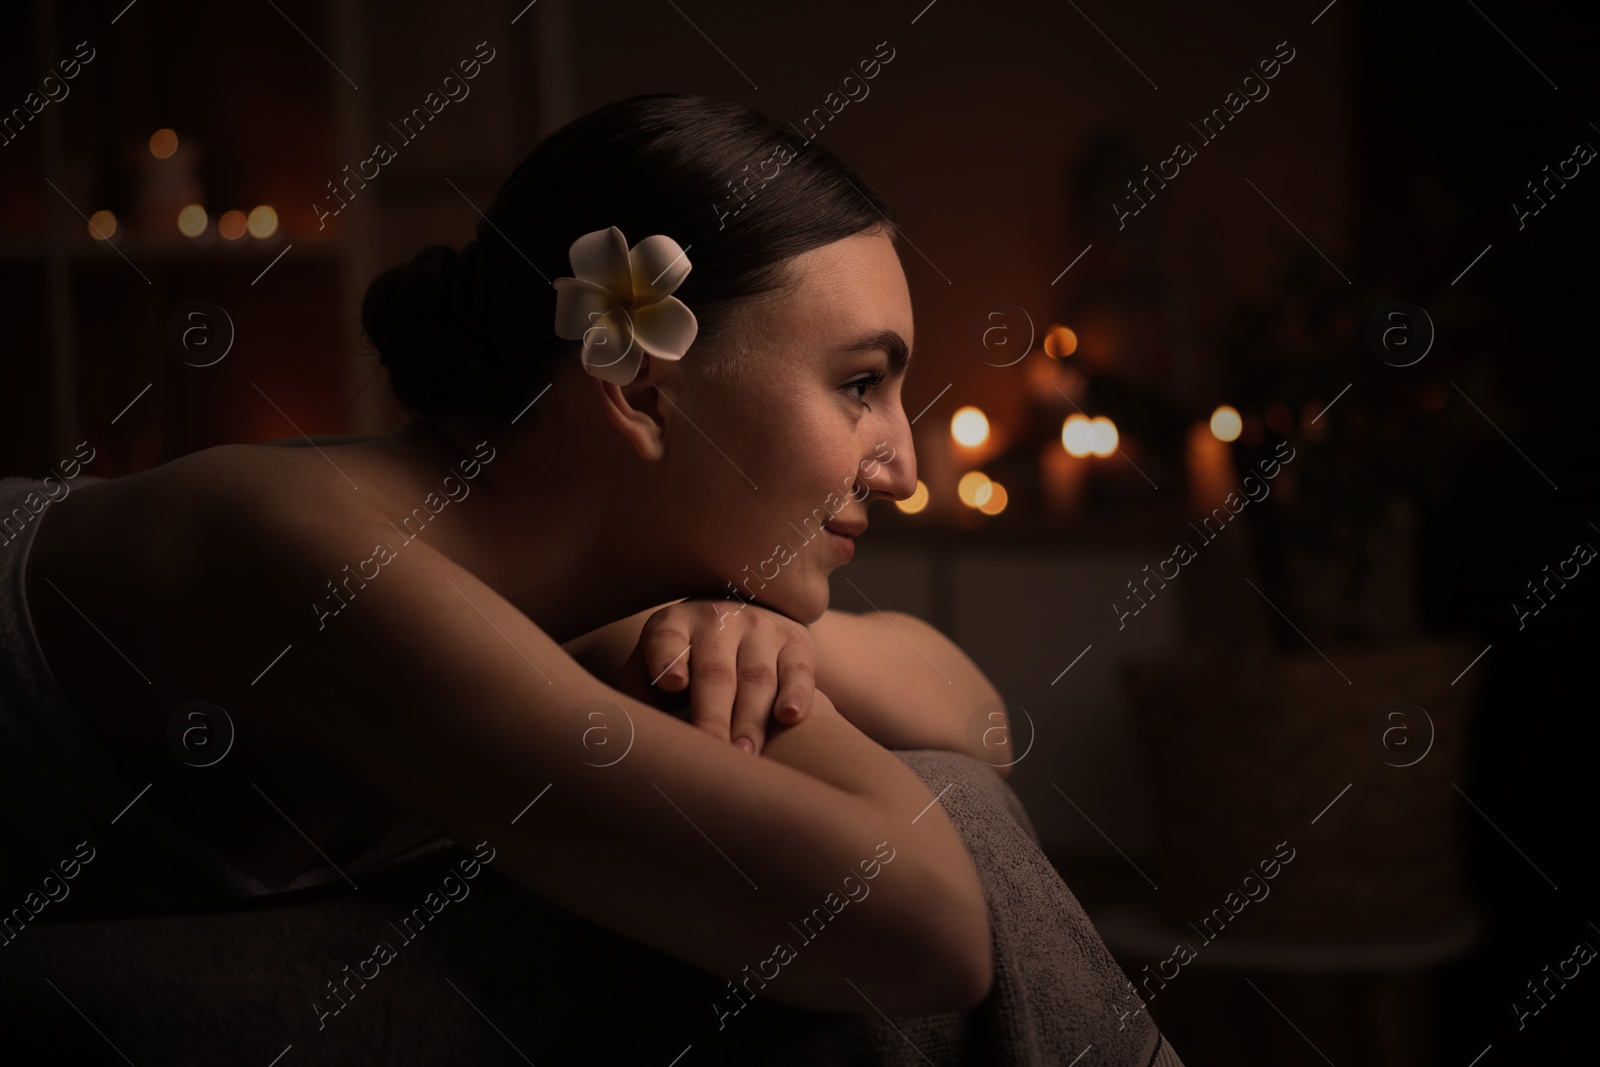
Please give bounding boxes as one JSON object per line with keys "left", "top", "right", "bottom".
{"left": 808, "top": 608, "right": 1012, "bottom": 775}
{"left": 560, "top": 600, "right": 682, "bottom": 688}
{"left": 567, "top": 601, "right": 1013, "bottom": 775}
{"left": 215, "top": 518, "right": 991, "bottom": 1016}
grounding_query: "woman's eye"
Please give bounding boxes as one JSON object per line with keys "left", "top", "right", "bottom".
{"left": 843, "top": 372, "right": 887, "bottom": 408}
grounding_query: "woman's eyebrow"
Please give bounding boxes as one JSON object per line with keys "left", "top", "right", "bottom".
{"left": 840, "top": 330, "right": 912, "bottom": 376}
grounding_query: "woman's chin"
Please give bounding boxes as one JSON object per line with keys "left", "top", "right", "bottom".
{"left": 803, "top": 581, "right": 834, "bottom": 625}
{"left": 760, "top": 580, "right": 829, "bottom": 626}
{"left": 726, "top": 565, "right": 835, "bottom": 624}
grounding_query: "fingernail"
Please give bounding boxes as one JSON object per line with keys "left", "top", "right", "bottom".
{"left": 736, "top": 737, "right": 754, "bottom": 753}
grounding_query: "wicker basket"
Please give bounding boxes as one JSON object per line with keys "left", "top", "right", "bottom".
{"left": 1121, "top": 639, "right": 1480, "bottom": 943}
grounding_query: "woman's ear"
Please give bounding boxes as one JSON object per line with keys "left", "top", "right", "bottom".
{"left": 595, "top": 354, "right": 671, "bottom": 462}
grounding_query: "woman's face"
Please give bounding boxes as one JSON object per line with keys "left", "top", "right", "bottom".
{"left": 658, "top": 229, "right": 918, "bottom": 623}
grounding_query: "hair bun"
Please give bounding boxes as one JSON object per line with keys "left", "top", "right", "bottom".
{"left": 364, "top": 244, "right": 476, "bottom": 419}
{"left": 361, "top": 93, "right": 891, "bottom": 427}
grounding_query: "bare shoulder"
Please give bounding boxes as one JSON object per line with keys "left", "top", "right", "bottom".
{"left": 40, "top": 442, "right": 378, "bottom": 568}
{"left": 26, "top": 440, "right": 428, "bottom": 712}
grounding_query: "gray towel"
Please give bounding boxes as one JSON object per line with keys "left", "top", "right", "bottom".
{"left": 1, "top": 746, "right": 1182, "bottom": 1065}
{"left": 874, "top": 749, "right": 1180, "bottom": 1067}
{"left": 679, "top": 748, "right": 1185, "bottom": 1065}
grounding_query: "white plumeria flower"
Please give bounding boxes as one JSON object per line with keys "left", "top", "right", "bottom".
{"left": 551, "top": 226, "right": 699, "bottom": 386}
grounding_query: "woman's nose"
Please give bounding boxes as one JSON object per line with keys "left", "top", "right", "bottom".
{"left": 859, "top": 421, "right": 918, "bottom": 502}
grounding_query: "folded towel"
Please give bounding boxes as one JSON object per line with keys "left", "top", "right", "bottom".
{"left": 1, "top": 745, "right": 1182, "bottom": 1065}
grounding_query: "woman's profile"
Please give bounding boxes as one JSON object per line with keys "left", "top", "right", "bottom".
{"left": 2, "top": 93, "right": 1183, "bottom": 1064}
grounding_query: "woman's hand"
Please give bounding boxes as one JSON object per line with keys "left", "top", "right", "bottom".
{"left": 612, "top": 599, "right": 817, "bottom": 754}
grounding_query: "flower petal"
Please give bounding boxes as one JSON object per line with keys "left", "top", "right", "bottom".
{"left": 629, "top": 296, "right": 699, "bottom": 361}
{"left": 628, "top": 234, "right": 693, "bottom": 305}
{"left": 568, "top": 226, "right": 633, "bottom": 303}
{"left": 552, "top": 277, "right": 619, "bottom": 340}
{"left": 581, "top": 310, "right": 643, "bottom": 385}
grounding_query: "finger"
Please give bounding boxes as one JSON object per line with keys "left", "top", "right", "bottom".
{"left": 642, "top": 623, "right": 694, "bottom": 693}
{"left": 728, "top": 627, "right": 782, "bottom": 754}
{"left": 614, "top": 640, "right": 658, "bottom": 706}
{"left": 617, "top": 639, "right": 685, "bottom": 714}
{"left": 684, "top": 632, "right": 740, "bottom": 745}
{"left": 772, "top": 640, "right": 816, "bottom": 727}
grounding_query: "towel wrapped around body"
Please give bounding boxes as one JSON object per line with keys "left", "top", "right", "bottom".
{"left": 1, "top": 745, "right": 1183, "bottom": 1065}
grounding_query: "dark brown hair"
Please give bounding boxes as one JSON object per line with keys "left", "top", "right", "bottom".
{"left": 362, "top": 92, "right": 897, "bottom": 426}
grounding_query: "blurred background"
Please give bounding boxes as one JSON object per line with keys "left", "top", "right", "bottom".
{"left": 2, "top": 0, "right": 1596, "bottom": 1062}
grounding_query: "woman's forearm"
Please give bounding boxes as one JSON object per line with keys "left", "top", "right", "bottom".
{"left": 562, "top": 601, "right": 1012, "bottom": 773}
{"left": 808, "top": 609, "right": 1011, "bottom": 774}
{"left": 560, "top": 601, "right": 675, "bottom": 685}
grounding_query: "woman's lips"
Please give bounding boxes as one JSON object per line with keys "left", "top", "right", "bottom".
{"left": 824, "top": 527, "right": 856, "bottom": 561}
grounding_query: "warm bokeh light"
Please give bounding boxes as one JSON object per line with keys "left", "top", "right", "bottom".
{"left": 951, "top": 406, "right": 990, "bottom": 447}
{"left": 218, "top": 210, "right": 248, "bottom": 240}
{"left": 1089, "top": 416, "right": 1118, "bottom": 457}
{"left": 1061, "top": 414, "right": 1096, "bottom": 457}
{"left": 977, "top": 481, "right": 1009, "bottom": 515}
{"left": 957, "top": 471, "right": 993, "bottom": 507}
{"left": 177, "top": 204, "right": 208, "bottom": 237}
{"left": 247, "top": 204, "right": 279, "bottom": 239}
{"left": 149, "top": 128, "right": 178, "bottom": 159}
{"left": 87, "top": 210, "right": 116, "bottom": 240}
{"left": 894, "top": 480, "right": 930, "bottom": 514}
{"left": 1044, "top": 324, "right": 1078, "bottom": 359}
{"left": 1209, "top": 404, "right": 1243, "bottom": 442}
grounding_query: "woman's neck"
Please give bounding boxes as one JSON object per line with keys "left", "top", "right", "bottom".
{"left": 358, "top": 419, "right": 697, "bottom": 644}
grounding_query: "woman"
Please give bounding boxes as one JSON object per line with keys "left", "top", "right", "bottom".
{"left": 3, "top": 94, "right": 1182, "bottom": 1063}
